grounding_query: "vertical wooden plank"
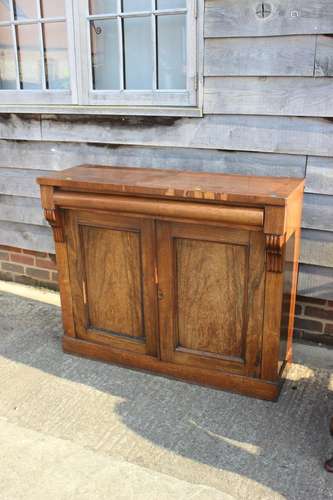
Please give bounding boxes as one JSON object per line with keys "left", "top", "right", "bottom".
{"left": 285, "top": 187, "right": 304, "bottom": 362}
{"left": 141, "top": 218, "right": 159, "bottom": 357}
{"left": 55, "top": 236, "right": 76, "bottom": 338}
{"left": 262, "top": 205, "right": 287, "bottom": 381}
{"left": 245, "top": 231, "right": 266, "bottom": 378}
{"left": 40, "top": 186, "right": 76, "bottom": 337}
{"left": 156, "top": 220, "right": 174, "bottom": 362}
{"left": 261, "top": 269, "right": 284, "bottom": 382}
{"left": 285, "top": 230, "right": 300, "bottom": 363}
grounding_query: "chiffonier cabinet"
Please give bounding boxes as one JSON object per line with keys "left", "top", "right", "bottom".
{"left": 38, "top": 166, "right": 304, "bottom": 401}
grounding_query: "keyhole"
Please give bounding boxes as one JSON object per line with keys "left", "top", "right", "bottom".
{"left": 256, "top": 2, "right": 272, "bottom": 18}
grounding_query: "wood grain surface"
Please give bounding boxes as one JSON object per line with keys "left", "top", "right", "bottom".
{"left": 82, "top": 226, "right": 143, "bottom": 338}
{"left": 176, "top": 238, "right": 246, "bottom": 358}
{"left": 39, "top": 166, "right": 303, "bottom": 400}
{"left": 38, "top": 165, "right": 303, "bottom": 207}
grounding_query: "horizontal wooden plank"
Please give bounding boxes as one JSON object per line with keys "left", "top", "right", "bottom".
{"left": 204, "top": 77, "right": 333, "bottom": 117}
{"left": 0, "top": 140, "right": 307, "bottom": 177}
{"left": 0, "top": 220, "right": 54, "bottom": 253}
{"left": 306, "top": 156, "right": 333, "bottom": 195}
{"left": 314, "top": 35, "right": 333, "bottom": 77}
{"left": 0, "top": 114, "right": 41, "bottom": 140}
{"left": 302, "top": 193, "right": 333, "bottom": 231}
{"left": 298, "top": 263, "right": 333, "bottom": 299}
{"left": 300, "top": 229, "right": 333, "bottom": 267}
{"left": 1, "top": 114, "right": 333, "bottom": 157}
{"left": 204, "top": 36, "right": 316, "bottom": 76}
{"left": 0, "top": 168, "right": 47, "bottom": 198}
{"left": 0, "top": 195, "right": 46, "bottom": 227}
{"left": 39, "top": 114, "right": 333, "bottom": 157}
{"left": 205, "top": 0, "right": 333, "bottom": 38}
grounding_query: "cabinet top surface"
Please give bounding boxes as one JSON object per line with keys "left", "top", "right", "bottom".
{"left": 37, "top": 165, "right": 304, "bottom": 206}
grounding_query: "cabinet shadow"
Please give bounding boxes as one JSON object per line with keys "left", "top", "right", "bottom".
{"left": 0, "top": 291, "right": 332, "bottom": 499}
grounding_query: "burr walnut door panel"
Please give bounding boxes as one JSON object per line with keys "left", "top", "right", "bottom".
{"left": 65, "top": 210, "right": 158, "bottom": 356}
{"left": 156, "top": 221, "right": 266, "bottom": 376}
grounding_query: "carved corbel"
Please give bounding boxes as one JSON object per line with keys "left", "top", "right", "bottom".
{"left": 44, "top": 208, "right": 64, "bottom": 243}
{"left": 265, "top": 234, "right": 285, "bottom": 273}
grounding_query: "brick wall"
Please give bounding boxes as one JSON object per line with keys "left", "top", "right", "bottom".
{"left": 0, "top": 245, "right": 58, "bottom": 291}
{"left": 294, "top": 296, "right": 333, "bottom": 346}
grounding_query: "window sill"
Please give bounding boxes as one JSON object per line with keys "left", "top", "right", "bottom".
{"left": 0, "top": 104, "right": 203, "bottom": 118}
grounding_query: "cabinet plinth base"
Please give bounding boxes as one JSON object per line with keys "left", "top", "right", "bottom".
{"left": 63, "top": 336, "right": 282, "bottom": 402}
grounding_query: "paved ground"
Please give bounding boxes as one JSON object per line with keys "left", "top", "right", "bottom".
{"left": 0, "top": 280, "right": 332, "bottom": 500}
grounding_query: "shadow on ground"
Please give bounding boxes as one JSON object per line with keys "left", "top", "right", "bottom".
{"left": 0, "top": 290, "right": 332, "bottom": 499}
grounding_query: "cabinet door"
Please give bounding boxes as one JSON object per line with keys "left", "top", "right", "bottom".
{"left": 65, "top": 210, "right": 158, "bottom": 356}
{"left": 156, "top": 221, "right": 266, "bottom": 376}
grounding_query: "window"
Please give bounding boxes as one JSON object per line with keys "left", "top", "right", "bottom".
{"left": 0, "top": 0, "right": 199, "bottom": 112}
{"left": 0, "top": 0, "right": 75, "bottom": 104}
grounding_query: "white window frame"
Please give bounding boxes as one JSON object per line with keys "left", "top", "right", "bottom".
{"left": 0, "top": 0, "right": 202, "bottom": 116}
{"left": 0, "top": 0, "right": 77, "bottom": 105}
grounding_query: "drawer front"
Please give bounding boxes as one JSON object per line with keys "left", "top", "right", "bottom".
{"left": 54, "top": 191, "right": 264, "bottom": 228}
{"left": 64, "top": 210, "right": 158, "bottom": 356}
{"left": 156, "top": 221, "right": 266, "bottom": 377}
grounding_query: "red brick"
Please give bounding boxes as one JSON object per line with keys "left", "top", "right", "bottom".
{"left": 10, "top": 253, "right": 34, "bottom": 266}
{"left": 14, "top": 274, "right": 59, "bottom": 291}
{"left": 1, "top": 262, "right": 24, "bottom": 274}
{"left": 294, "top": 304, "right": 302, "bottom": 316}
{"left": 35, "top": 258, "right": 57, "bottom": 270}
{"left": 0, "top": 251, "right": 9, "bottom": 261}
{"left": 294, "top": 330, "right": 333, "bottom": 346}
{"left": 293, "top": 329, "right": 303, "bottom": 339}
{"left": 0, "top": 270, "right": 13, "bottom": 282}
{"left": 51, "top": 271, "right": 59, "bottom": 282}
{"left": 296, "top": 295, "right": 326, "bottom": 306}
{"left": 26, "top": 267, "right": 50, "bottom": 281}
{"left": 49, "top": 254, "right": 57, "bottom": 264}
{"left": 0, "top": 245, "right": 22, "bottom": 253}
{"left": 324, "top": 323, "right": 333, "bottom": 335}
{"left": 294, "top": 317, "right": 323, "bottom": 333}
{"left": 22, "top": 249, "right": 47, "bottom": 258}
{"left": 304, "top": 306, "right": 333, "bottom": 322}
{"left": 304, "top": 333, "right": 333, "bottom": 346}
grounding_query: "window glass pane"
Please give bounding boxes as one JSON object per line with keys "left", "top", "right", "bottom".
{"left": 13, "top": 0, "right": 36, "bottom": 20}
{"left": 90, "top": 19, "right": 120, "bottom": 90}
{"left": 43, "top": 22, "right": 69, "bottom": 89}
{"left": 157, "top": 0, "right": 186, "bottom": 9}
{"left": 16, "top": 24, "right": 42, "bottom": 89}
{"left": 124, "top": 16, "right": 152, "bottom": 90}
{"left": 40, "top": 0, "right": 65, "bottom": 18}
{"left": 0, "top": 0, "right": 11, "bottom": 22}
{"left": 89, "top": 0, "right": 117, "bottom": 14}
{"left": 122, "top": 0, "right": 151, "bottom": 13}
{"left": 0, "top": 27, "right": 16, "bottom": 89}
{"left": 157, "top": 14, "right": 186, "bottom": 89}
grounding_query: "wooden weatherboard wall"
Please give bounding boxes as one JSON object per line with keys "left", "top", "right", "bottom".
{"left": 0, "top": 0, "right": 333, "bottom": 299}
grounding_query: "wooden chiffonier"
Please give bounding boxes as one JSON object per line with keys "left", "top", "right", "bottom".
{"left": 38, "top": 166, "right": 304, "bottom": 401}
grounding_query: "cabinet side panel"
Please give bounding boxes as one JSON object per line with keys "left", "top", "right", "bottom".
{"left": 82, "top": 226, "right": 144, "bottom": 338}
{"left": 279, "top": 233, "right": 296, "bottom": 369}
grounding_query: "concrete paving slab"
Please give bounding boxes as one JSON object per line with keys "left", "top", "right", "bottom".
{"left": 0, "top": 282, "right": 332, "bottom": 500}
{"left": 0, "top": 418, "right": 230, "bottom": 500}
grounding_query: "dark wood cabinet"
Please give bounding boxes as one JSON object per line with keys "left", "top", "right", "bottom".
{"left": 38, "top": 165, "right": 304, "bottom": 401}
